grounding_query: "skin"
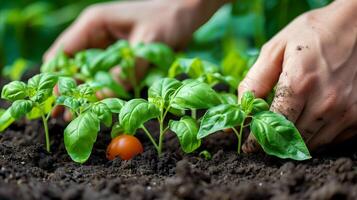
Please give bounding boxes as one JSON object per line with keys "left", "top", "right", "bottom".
{"left": 46, "top": 0, "right": 357, "bottom": 152}
{"left": 240, "top": 0, "right": 357, "bottom": 152}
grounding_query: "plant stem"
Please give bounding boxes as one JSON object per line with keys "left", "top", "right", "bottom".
{"left": 191, "top": 109, "right": 197, "bottom": 120}
{"left": 41, "top": 114, "right": 50, "bottom": 153}
{"left": 232, "top": 120, "right": 244, "bottom": 154}
{"left": 141, "top": 125, "right": 159, "bottom": 151}
{"left": 158, "top": 117, "right": 165, "bottom": 156}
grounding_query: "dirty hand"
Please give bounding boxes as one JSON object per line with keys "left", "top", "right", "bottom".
{"left": 239, "top": 0, "right": 357, "bottom": 152}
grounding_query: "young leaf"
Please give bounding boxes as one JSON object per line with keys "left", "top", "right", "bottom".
{"left": 111, "top": 122, "right": 125, "bottom": 138}
{"left": 169, "top": 116, "right": 201, "bottom": 153}
{"left": 100, "top": 98, "right": 126, "bottom": 113}
{"left": 9, "top": 100, "right": 33, "bottom": 119}
{"left": 148, "top": 78, "right": 182, "bottom": 107}
{"left": 168, "top": 58, "right": 218, "bottom": 78}
{"left": 251, "top": 98, "right": 269, "bottom": 114}
{"left": 251, "top": 111, "right": 311, "bottom": 160}
{"left": 41, "top": 50, "right": 70, "bottom": 73}
{"left": 198, "top": 104, "right": 245, "bottom": 139}
{"left": 134, "top": 42, "right": 174, "bottom": 70}
{"left": 91, "top": 71, "right": 130, "bottom": 99}
{"left": 27, "top": 96, "right": 55, "bottom": 119}
{"left": 219, "top": 93, "right": 238, "bottom": 104}
{"left": 27, "top": 73, "right": 58, "bottom": 91}
{"left": 1, "top": 81, "right": 28, "bottom": 101}
{"left": 119, "top": 99, "right": 160, "bottom": 133}
{"left": 56, "top": 96, "right": 81, "bottom": 110}
{"left": 240, "top": 91, "right": 255, "bottom": 113}
{"left": 0, "top": 109, "right": 15, "bottom": 132}
{"left": 91, "top": 102, "right": 112, "bottom": 127}
{"left": 170, "top": 79, "right": 220, "bottom": 109}
{"left": 64, "top": 112, "right": 100, "bottom": 163}
{"left": 58, "top": 77, "right": 77, "bottom": 95}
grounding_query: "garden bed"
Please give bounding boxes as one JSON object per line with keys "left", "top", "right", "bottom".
{"left": 0, "top": 119, "right": 356, "bottom": 200}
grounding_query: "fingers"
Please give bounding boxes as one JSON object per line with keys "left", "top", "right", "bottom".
{"left": 44, "top": 5, "right": 114, "bottom": 61}
{"left": 238, "top": 39, "right": 286, "bottom": 99}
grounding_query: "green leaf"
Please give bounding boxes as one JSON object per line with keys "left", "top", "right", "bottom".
{"left": 27, "top": 73, "right": 58, "bottom": 91}
{"left": 56, "top": 96, "right": 81, "bottom": 110}
{"left": 1, "top": 81, "right": 27, "bottom": 101}
{"left": 111, "top": 122, "right": 124, "bottom": 138}
{"left": 29, "top": 89, "right": 53, "bottom": 103}
{"left": 198, "top": 104, "right": 245, "bottom": 139}
{"left": 77, "top": 84, "right": 96, "bottom": 101}
{"left": 119, "top": 99, "right": 160, "bottom": 133}
{"left": 168, "top": 58, "right": 218, "bottom": 79}
{"left": 148, "top": 78, "right": 182, "bottom": 107}
{"left": 64, "top": 112, "right": 100, "bottom": 163}
{"left": 41, "top": 50, "right": 70, "bottom": 73}
{"left": 251, "top": 98, "right": 269, "bottom": 114}
{"left": 90, "top": 71, "right": 130, "bottom": 99}
{"left": 251, "top": 111, "right": 311, "bottom": 161}
{"left": 219, "top": 93, "right": 238, "bottom": 104}
{"left": 91, "top": 102, "right": 112, "bottom": 127}
{"left": 100, "top": 98, "right": 125, "bottom": 113}
{"left": 134, "top": 42, "right": 174, "bottom": 70}
{"left": 170, "top": 79, "right": 221, "bottom": 110}
{"left": 169, "top": 116, "right": 201, "bottom": 153}
{"left": 27, "top": 96, "right": 55, "bottom": 119}
{"left": 9, "top": 100, "right": 33, "bottom": 119}
{"left": 58, "top": 77, "right": 77, "bottom": 95}
{"left": 240, "top": 91, "right": 255, "bottom": 113}
{"left": 0, "top": 109, "right": 15, "bottom": 132}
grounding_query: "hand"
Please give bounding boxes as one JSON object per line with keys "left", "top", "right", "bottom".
{"left": 239, "top": 0, "right": 357, "bottom": 152}
{"left": 44, "top": 0, "right": 226, "bottom": 60}
{"left": 46, "top": 0, "right": 227, "bottom": 121}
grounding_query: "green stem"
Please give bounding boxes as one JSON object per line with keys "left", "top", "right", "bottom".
{"left": 41, "top": 114, "right": 50, "bottom": 153}
{"left": 232, "top": 120, "right": 244, "bottom": 154}
{"left": 141, "top": 125, "right": 159, "bottom": 151}
{"left": 158, "top": 117, "right": 165, "bottom": 156}
{"left": 191, "top": 109, "right": 197, "bottom": 120}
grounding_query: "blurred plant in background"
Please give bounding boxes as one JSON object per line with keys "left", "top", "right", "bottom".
{"left": 0, "top": 0, "right": 331, "bottom": 81}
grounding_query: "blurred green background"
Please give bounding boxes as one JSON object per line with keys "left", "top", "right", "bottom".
{"left": 0, "top": 0, "right": 331, "bottom": 79}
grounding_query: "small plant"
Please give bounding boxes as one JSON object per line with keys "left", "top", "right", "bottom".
{"left": 56, "top": 77, "right": 126, "bottom": 163}
{"left": 169, "top": 58, "right": 238, "bottom": 92}
{"left": 198, "top": 91, "right": 311, "bottom": 160}
{"left": 0, "top": 73, "right": 58, "bottom": 152}
{"left": 41, "top": 40, "right": 175, "bottom": 99}
{"left": 111, "top": 78, "right": 222, "bottom": 156}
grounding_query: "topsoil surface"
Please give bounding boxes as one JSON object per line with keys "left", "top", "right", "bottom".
{"left": 0, "top": 118, "right": 356, "bottom": 200}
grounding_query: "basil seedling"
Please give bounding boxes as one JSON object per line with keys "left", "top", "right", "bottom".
{"left": 112, "top": 78, "right": 221, "bottom": 155}
{"left": 0, "top": 73, "right": 58, "bottom": 152}
{"left": 198, "top": 91, "right": 311, "bottom": 161}
{"left": 57, "top": 77, "right": 126, "bottom": 163}
{"left": 42, "top": 40, "right": 174, "bottom": 99}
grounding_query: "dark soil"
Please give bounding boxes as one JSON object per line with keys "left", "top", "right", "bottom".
{"left": 0, "top": 72, "right": 357, "bottom": 200}
{"left": 0, "top": 117, "right": 356, "bottom": 200}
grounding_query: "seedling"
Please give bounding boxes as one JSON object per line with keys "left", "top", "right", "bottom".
{"left": 198, "top": 91, "right": 311, "bottom": 160}
{"left": 169, "top": 58, "right": 238, "bottom": 92}
{"left": 0, "top": 73, "right": 58, "bottom": 152}
{"left": 41, "top": 40, "right": 175, "bottom": 99}
{"left": 111, "top": 78, "right": 222, "bottom": 156}
{"left": 56, "top": 77, "right": 125, "bottom": 163}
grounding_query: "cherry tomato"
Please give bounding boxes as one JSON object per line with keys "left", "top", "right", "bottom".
{"left": 106, "top": 135, "right": 143, "bottom": 160}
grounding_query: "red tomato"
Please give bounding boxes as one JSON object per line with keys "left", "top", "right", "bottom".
{"left": 106, "top": 135, "right": 143, "bottom": 160}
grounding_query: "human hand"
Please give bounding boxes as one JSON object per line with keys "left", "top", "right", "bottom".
{"left": 47, "top": 0, "right": 228, "bottom": 121}
{"left": 239, "top": 0, "right": 357, "bottom": 152}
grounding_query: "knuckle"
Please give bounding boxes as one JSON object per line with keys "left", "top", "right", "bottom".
{"left": 81, "top": 4, "right": 105, "bottom": 21}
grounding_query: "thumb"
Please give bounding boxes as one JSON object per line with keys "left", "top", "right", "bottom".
{"left": 239, "top": 40, "right": 286, "bottom": 154}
